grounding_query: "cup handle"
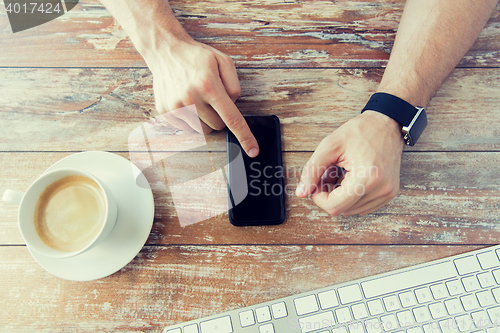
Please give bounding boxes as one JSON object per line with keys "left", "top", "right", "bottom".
{"left": 2, "top": 189, "right": 24, "bottom": 205}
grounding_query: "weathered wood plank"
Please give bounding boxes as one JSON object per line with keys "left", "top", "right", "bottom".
{"left": 1, "top": 68, "right": 500, "bottom": 152}
{"left": 0, "top": 0, "right": 499, "bottom": 68}
{"left": 2, "top": 152, "right": 499, "bottom": 245}
{"left": 0, "top": 244, "right": 484, "bottom": 331}
{"left": 1, "top": 1, "right": 499, "bottom": 332}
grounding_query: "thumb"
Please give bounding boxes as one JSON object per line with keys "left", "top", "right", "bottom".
{"left": 296, "top": 139, "right": 342, "bottom": 197}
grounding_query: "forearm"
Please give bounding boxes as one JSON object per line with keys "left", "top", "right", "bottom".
{"left": 99, "top": 0, "right": 190, "bottom": 62}
{"left": 379, "top": 0, "right": 497, "bottom": 107}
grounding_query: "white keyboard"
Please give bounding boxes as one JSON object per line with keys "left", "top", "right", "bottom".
{"left": 163, "top": 245, "right": 500, "bottom": 333}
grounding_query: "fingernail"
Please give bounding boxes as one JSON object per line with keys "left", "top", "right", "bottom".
{"left": 295, "top": 182, "right": 305, "bottom": 196}
{"left": 248, "top": 148, "right": 259, "bottom": 158}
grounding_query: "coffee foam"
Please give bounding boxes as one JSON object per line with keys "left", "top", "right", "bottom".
{"left": 34, "top": 175, "right": 106, "bottom": 252}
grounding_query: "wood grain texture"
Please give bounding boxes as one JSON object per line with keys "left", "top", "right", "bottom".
{"left": 2, "top": 152, "right": 499, "bottom": 246}
{"left": 1, "top": 0, "right": 500, "bottom": 331}
{"left": 1, "top": 67, "right": 500, "bottom": 152}
{"left": 0, "top": 0, "right": 499, "bottom": 68}
{"left": 0, "top": 244, "right": 484, "bottom": 332}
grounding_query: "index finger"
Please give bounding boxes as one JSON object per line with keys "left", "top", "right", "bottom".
{"left": 208, "top": 87, "right": 259, "bottom": 158}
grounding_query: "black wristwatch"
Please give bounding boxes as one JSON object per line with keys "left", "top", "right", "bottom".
{"left": 361, "top": 92, "right": 427, "bottom": 146}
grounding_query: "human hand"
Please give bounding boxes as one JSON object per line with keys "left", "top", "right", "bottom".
{"left": 146, "top": 35, "right": 259, "bottom": 157}
{"left": 295, "top": 111, "right": 405, "bottom": 216}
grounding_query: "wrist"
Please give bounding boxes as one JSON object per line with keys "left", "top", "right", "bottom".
{"left": 360, "top": 110, "right": 405, "bottom": 146}
{"left": 377, "top": 74, "right": 430, "bottom": 109}
{"left": 105, "top": 0, "right": 192, "bottom": 67}
{"left": 134, "top": 17, "right": 191, "bottom": 63}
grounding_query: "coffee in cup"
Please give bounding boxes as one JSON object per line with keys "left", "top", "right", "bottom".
{"left": 2, "top": 168, "right": 117, "bottom": 258}
{"left": 34, "top": 175, "right": 106, "bottom": 252}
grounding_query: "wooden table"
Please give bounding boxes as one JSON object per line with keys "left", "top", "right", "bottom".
{"left": 1, "top": 0, "right": 500, "bottom": 331}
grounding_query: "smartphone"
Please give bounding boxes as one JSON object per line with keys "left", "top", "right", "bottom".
{"left": 227, "top": 115, "right": 286, "bottom": 226}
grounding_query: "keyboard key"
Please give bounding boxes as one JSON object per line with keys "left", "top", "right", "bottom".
{"left": 415, "top": 287, "right": 433, "bottom": 304}
{"left": 397, "top": 310, "right": 415, "bottom": 328}
{"left": 380, "top": 314, "right": 399, "bottom": 331}
{"left": 471, "top": 310, "right": 491, "bottom": 329}
{"left": 429, "top": 302, "right": 447, "bottom": 319}
{"left": 352, "top": 303, "right": 369, "bottom": 319}
{"left": 184, "top": 324, "right": 199, "bottom": 333}
{"left": 455, "top": 256, "right": 481, "bottom": 275}
{"left": 338, "top": 285, "right": 363, "bottom": 304}
{"left": 256, "top": 306, "right": 271, "bottom": 323}
{"left": 462, "top": 276, "right": 481, "bottom": 292}
{"left": 259, "top": 323, "right": 274, "bottom": 333}
{"left": 298, "top": 311, "right": 334, "bottom": 333}
{"left": 166, "top": 329, "right": 182, "bottom": 333}
{"left": 423, "top": 323, "right": 441, "bottom": 333}
{"left": 407, "top": 326, "right": 424, "bottom": 333}
{"left": 271, "top": 302, "right": 287, "bottom": 319}
{"left": 239, "top": 310, "right": 255, "bottom": 327}
{"left": 440, "top": 318, "right": 460, "bottom": 333}
{"left": 430, "top": 283, "right": 449, "bottom": 300}
{"left": 486, "top": 306, "right": 500, "bottom": 324}
{"left": 200, "top": 316, "right": 232, "bottom": 333}
{"left": 349, "top": 321, "right": 365, "bottom": 333}
{"left": 477, "top": 290, "right": 496, "bottom": 308}
{"left": 493, "top": 269, "right": 500, "bottom": 284}
{"left": 488, "top": 327, "right": 500, "bottom": 333}
{"left": 318, "top": 289, "right": 339, "bottom": 309}
{"left": 383, "top": 295, "right": 400, "bottom": 312}
{"left": 361, "top": 262, "right": 457, "bottom": 299}
{"left": 478, "top": 251, "right": 500, "bottom": 269}
{"left": 365, "top": 318, "right": 383, "bottom": 333}
{"left": 478, "top": 272, "right": 496, "bottom": 288}
{"left": 446, "top": 280, "right": 466, "bottom": 296}
{"left": 462, "top": 294, "right": 480, "bottom": 311}
{"left": 399, "top": 291, "right": 417, "bottom": 308}
{"left": 445, "top": 298, "right": 464, "bottom": 315}
{"left": 333, "top": 327, "right": 348, "bottom": 333}
{"left": 367, "top": 299, "right": 384, "bottom": 316}
{"left": 455, "top": 314, "right": 473, "bottom": 332}
{"left": 413, "top": 306, "right": 431, "bottom": 323}
{"left": 335, "top": 307, "right": 352, "bottom": 324}
{"left": 294, "top": 295, "right": 318, "bottom": 316}
{"left": 492, "top": 287, "right": 500, "bottom": 303}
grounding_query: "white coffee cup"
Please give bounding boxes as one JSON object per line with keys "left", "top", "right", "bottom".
{"left": 2, "top": 168, "right": 117, "bottom": 258}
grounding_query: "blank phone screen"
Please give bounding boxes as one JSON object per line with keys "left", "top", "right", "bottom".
{"left": 227, "top": 115, "right": 285, "bottom": 226}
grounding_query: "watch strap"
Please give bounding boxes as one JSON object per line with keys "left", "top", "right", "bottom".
{"left": 361, "top": 92, "right": 417, "bottom": 126}
{"left": 361, "top": 92, "right": 427, "bottom": 146}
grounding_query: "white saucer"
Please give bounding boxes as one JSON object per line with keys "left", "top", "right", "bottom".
{"left": 29, "top": 151, "right": 155, "bottom": 281}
